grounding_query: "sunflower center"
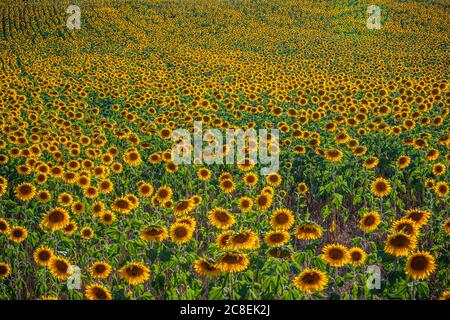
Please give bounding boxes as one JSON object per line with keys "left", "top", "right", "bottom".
{"left": 95, "top": 265, "right": 106, "bottom": 273}
{"left": 55, "top": 260, "right": 69, "bottom": 273}
{"left": 126, "top": 265, "right": 144, "bottom": 277}
{"left": 222, "top": 254, "right": 240, "bottom": 264}
{"left": 410, "top": 256, "right": 428, "bottom": 271}
{"left": 390, "top": 235, "right": 409, "bottom": 247}
{"left": 233, "top": 234, "right": 249, "bottom": 244}
{"left": 0, "top": 266, "right": 7, "bottom": 274}
{"left": 269, "top": 233, "right": 285, "bottom": 242}
{"left": 39, "top": 251, "right": 51, "bottom": 261}
{"left": 364, "top": 215, "right": 376, "bottom": 226}
{"left": 275, "top": 213, "right": 288, "bottom": 224}
{"left": 49, "top": 211, "right": 65, "bottom": 223}
{"left": 93, "top": 287, "right": 108, "bottom": 299}
{"left": 375, "top": 182, "right": 387, "bottom": 192}
{"left": 174, "top": 226, "right": 188, "bottom": 237}
{"left": 215, "top": 211, "right": 230, "bottom": 222}
{"left": 145, "top": 228, "right": 162, "bottom": 236}
{"left": 328, "top": 248, "right": 344, "bottom": 260}
{"left": 20, "top": 185, "right": 32, "bottom": 195}
{"left": 302, "top": 272, "right": 320, "bottom": 284}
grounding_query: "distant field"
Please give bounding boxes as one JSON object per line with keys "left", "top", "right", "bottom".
{"left": 0, "top": 0, "right": 448, "bottom": 300}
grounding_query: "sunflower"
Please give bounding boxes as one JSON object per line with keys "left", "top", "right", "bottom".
{"left": 297, "top": 182, "right": 308, "bottom": 194}
{"left": 176, "top": 216, "right": 197, "bottom": 229}
{"left": 111, "top": 197, "right": 133, "bottom": 214}
{"left": 91, "top": 201, "right": 105, "bottom": 216}
{"left": 80, "top": 227, "right": 94, "bottom": 240}
{"left": 243, "top": 172, "right": 258, "bottom": 186}
{"left": 14, "top": 182, "right": 36, "bottom": 201}
{"left": 238, "top": 196, "right": 253, "bottom": 212}
{"left": 442, "top": 218, "right": 450, "bottom": 236}
{"left": 230, "top": 231, "right": 259, "bottom": 250}
{"left": 125, "top": 194, "right": 139, "bottom": 209}
{"left": 268, "top": 248, "right": 293, "bottom": 259}
{"left": 39, "top": 296, "right": 59, "bottom": 300}
{"left": 36, "top": 189, "right": 51, "bottom": 203}
{"left": 434, "top": 181, "right": 449, "bottom": 197}
{"left": 322, "top": 244, "right": 349, "bottom": 267}
{"left": 348, "top": 247, "right": 366, "bottom": 266}
{"left": 293, "top": 269, "right": 328, "bottom": 294}
{"left": 33, "top": 247, "right": 54, "bottom": 266}
{"left": 219, "top": 179, "right": 235, "bottom": 193}
{"left": 0, "top": 218, "right": 10, "bottom": 234}
{"left": 119, "top": 262, "right": 150, "bottom": 285}
{"left": 140, "top": 226, "right": 168, "bottom": 242}
{"left": 392, "top": 218, "right": 419, "bottom": 237}
{"left": 48, "top": 256, "right": 73, "bottom": 281}
{"left": 138, "top": 182, "right": 153, "bottom": 198}
{"left": 173, "top": 199, "right": 195, "bottom": 216}
{"left": 359, "top": 211, "right": 381, "bottom": 232}
{"left": 363, "top": 156, "right": 379, "bottom": 169}
{"left": 261, "top": 186, "right": 275, "bottom": 197}
{"left": 63, "top": 221, "right": 78, "bottom": 236}
{"left": 9, "top": 226, "right": 28, "bottom": 243}
{"left": 123, "top": 150, "right": 142, "bottom": 166}
{"left": 295, "top": 223, "right": 323, "bottom": 240}
{"left": 404, "top": 208, "right": 431, "bottom": 227}
{"left": 396, "top": 155, "right": 411, "bottom": 169}
{"left": 371, "top": 177, "right": 392, "bottom": 197}
{"left": 405, "top": 252, "right": 436, "bottom": 280}
{"left": 170, "top": 223, "right": 194, "bottom": 244}
{"left": 216, "top": 253, "right": 249, "bottom": 273}
{"left": 98, "top": 179, "right": 114, "bottom": 194}
{"left": 440, "top": 291, "right": 450, "bottom": 300}
{"left": 99, "top": 211, "right": 116, "bottom": 225}
{"left": 156, "top": 186, "right": 173, "bottom": 203}
{"left": 216, "top": 231, "right": 233, "bottom": 250}
{"left": 194, "top": 258, "right": 221, "bottom": 277}
{"left": 197, "top": 168, "right": 212, "bottom": 181}
{"left": 85, "top": 284, "right": 112, "bottom": 300}
{"left": 254, "top": 193, "right": 273, "bottom": 211}
{"left": 424, "top": 148, "right": 439, "bottom": 161}
{"left": 270, "top": 208, "right": 295, "bottom": 230}
{"left": 208, "top": 208, "right": 235, "bottom": 229}
{"left": 264, "top": 230, "right": 290, "bottom": 247}
{"left": 384, "top": 232, "right": 417, "bottom": 257}
{"left": 71, "top": 201, "right": 85, "bottom": 215}
{"left": 90, "top": 262, "right": 112, "bottom": 279}
{"left": 41, "top": 207, "right": 70, "bottom": 231}
{"left": 191, "top": 195, "right": 202, "bottom": 206}
{"left": 0, "top": 263, "right": 11, "bottom": 279}
{"left": 325, "top": 149, "right": 343, "bottom": 162}
{"left": 424, "top": 179, "right": 435, "bottom": 189}
{"left": 84, "top": 186, "right": 99, "bottom": 199}
{"left": 432, "top": 163, "right": 446, "bottom": 176}
{"left": 265, "top": 172, "right": 282, "bottom": 187}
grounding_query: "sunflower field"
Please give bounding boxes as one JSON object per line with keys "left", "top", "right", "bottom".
{"left": 0, "top": 0, "right": 449, "bottom": 301}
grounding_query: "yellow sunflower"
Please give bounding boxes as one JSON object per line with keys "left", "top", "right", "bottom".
{"left": 405, "top": 252, "right": 436, "bottom": 280}
{"left": 85, "top": 283, "right": 112, "bottom": 300}
{"left": 119, "top": 262, "right": 150, "bottom": 285}
{"left": 293, "top": 269, "right": 328, "bottom": 294}
{"left": 269, "top": 208, "right": 295, "bottom": 230}
{"left": 322, "top": 244, "right": 349, "bottom": 267}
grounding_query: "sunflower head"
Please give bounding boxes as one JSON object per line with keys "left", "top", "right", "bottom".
{"left": 293, "top": 268, "right": 328, "bottom": 294}
{"left": 322, "top": 244, "right": 349, "bottom": 267}
{"left": 405, "top": 251, "right": 436, "bottom": 280}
